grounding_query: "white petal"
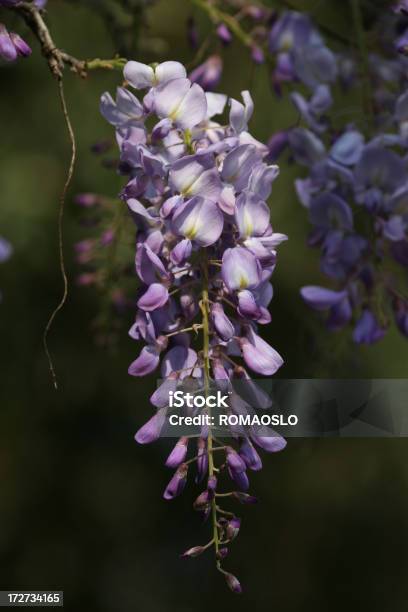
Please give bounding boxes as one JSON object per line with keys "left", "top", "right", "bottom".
{"left": 124, "top": 61, "right": 154, "bottom": 89}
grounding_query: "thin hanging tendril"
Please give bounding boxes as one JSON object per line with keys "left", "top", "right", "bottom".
{"left": 43, "top": 78, "right": 76, "bottom": 390}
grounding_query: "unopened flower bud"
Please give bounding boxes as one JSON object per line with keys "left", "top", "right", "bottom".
{"left": 216, "top": 23, "right": 232, "bottom": 45}
{"left": 0, "top": 24, "right": 17, "bottom": 62}
{"left": 163, "top": 463, "right": 188, "bottom": 500}
{"left": 224, "top": 572, "right": 242, "bottom": 594}
{"left": 232, "top": 492, "right": 258, "bottom": 504}
{"left": 193, "top": 489, "right": 210, "bottom": 510}
{"left": 226, "top": 446, "right": 246, "bottom": 473}
{"left": 251, "top": 45, "right": 264, "bottom": 65}
{"left": 181, "top": 545, "right": 205, "bottom": 558}
{"left": 226, "top": 517, "right": 241, "bottom": 541}
{"left": 165, "top": 437, "right": 189, "bottom": 468}
{"left": 9, "top": 32, "right": 31, "bottom": 57}
{"left": 217, "top": 547, "right": 229, "bottom": 559}
{"left": 74, "top": 193, "right": 101, "bottom": 207}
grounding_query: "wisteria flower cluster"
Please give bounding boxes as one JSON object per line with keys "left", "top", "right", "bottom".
{"left": 285, "top": 13, "right": 408, "bottom": 343}
{"left": 186, "top": 4, "right": 408, "bottom": 344}
{"left": 100, "top": 59, "right": 287, "bottom": 591}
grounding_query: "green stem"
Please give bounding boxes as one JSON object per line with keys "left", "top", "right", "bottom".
{"left": 191, "top": 0, "right": 253, "bottom": 48}
{"left": 200, "top": 249, "right": 221, "bottom": 565}
{"left": 85, "top": 57, "right": 127, "bottom": 71}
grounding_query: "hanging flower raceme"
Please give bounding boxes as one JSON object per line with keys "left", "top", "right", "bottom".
{"left": 101, "top": 59, "right": 287, "bottom": 592}
{"left": 287, "top": 61, "right": 408, "bottom": 342}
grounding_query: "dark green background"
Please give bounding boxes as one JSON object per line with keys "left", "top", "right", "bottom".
{"left": 0, "top": 1, "right": 407, "bottom": 610}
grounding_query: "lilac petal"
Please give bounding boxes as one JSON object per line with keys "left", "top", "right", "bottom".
{"left": 288, "top": 128, "right": 325, "bottom": 167}
{"left": 160, "top": 195, "right": 183, "bottom": 219}
{"left": 145, "top": 230, "right": 164, "bottom": 254}
{"left": 137, "top": 283, "right": 169, "bottom": 311}
{"left": 234, "top": 368, "right": 272, "bottom": 409}
{"left": 240, "top": 328, "right": 283, "bottom": 376}
{"left": 0, "top": 24, "right": 17, "bottom": 61}
{"left": 127, "top": 199, "right": 161, "bottom": 229}
{"left": 135, "top": 407, "right": 167, "bottom": 444}
{"left": 309, "top": 193, "right": 353, "bottom": 231}
{"left": 218, "top": 186, "right": 236, "bottom": 215}
{"left": 170, "top": 154, "right": 222, "bottom": 202}
{"left": 206, "top": 92, "right": 228, "bottom": 118}
{"left": 300, "top": 286, "right": 348, "bottom": 311}
{"left": 172, "top": 196, "right": 223, "bottom": 246}
{"left": 221, "top": 144, "right": 260, "bottom": 191}
{"left": 129, "top": 311, "right": 156, "bottom": 343}
{"left": 247, "top": 163, "right": 279, "bottom": 200}
{"left": 355, "top": 146, "right": 405, "bottom": 194}
{"left": 237, "top": 290, "right": 260, "bottom": 319}
{"left": 100, "top": 88, "right": 144, "bottom": 128}
{"left": 327, "top": 297, "right": 352, "bottom": 331}
{"left": 136, "top": 244, "right": 168, "bottom": 284}
{"left": 196, "top": 438, "right": 208, "bottom": 483}
{"left": 383, "top": 216, "right": 406, "bottom": 242}
{"left": 161, "top": 346, "right": 198, "bottom": 378}
{"left": 124, "top": 60, "right": 186, "bottom": 89}
{"left": 211, "top": 303, "right": 235, "bottom": 341}
{"left": 224, "top": 572, "right": 243, "bottom": 594}
{"left": 155, "top": 78, "right": 207, "bottom": 129}
{"left": 239, "top": 439, "right": 262, "bottom": 471}
{"left": 250, "top": 428, "right": 287, "bottom": 452}
{"left": 128, "top": 345, "right": 160, "bottom": 377}
{"left": 330, "top": 131, "right": 364, "bottom": 166}
{"left": 165, "top": 437, "right": 189, "bottom": 468}
{"left": 170, "top": 239, "right": 192, "bottom": 265}
{"left": 353, "top": 310, "right": 386, "bottom": 345}
{"left": 151, "top": 118, "right": 173, "bottom": 143}
{"left": 189, "top": 55, "right": 223, "bottom": 91}
{"left": 267, "top": 131, "right": 289, "bottom": 162}
{"left": 150, "top": 375, "right": 178, "bottom": 408}
{"left": 9, "top": 33, "right": 31, "bottom": 58}
{"left": 155, "top": 61, "right": 187, "bottom": 84}
{"left": 228, "top": 466, "right": 249, "bottom": 491}
{"left": 235, "top": 192, "right": 270, "bottom": 239}
{"left": 222, "top": 247, "right": 261, "bottom": 292}
{"left": 163, "top": 464, "right": 188, "bottom": 500}
{"left": 230, "top": 91, "right": 254, "bottom": 133}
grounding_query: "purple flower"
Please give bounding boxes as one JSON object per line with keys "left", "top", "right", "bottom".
{"left": 353, "top": 310, "right": 386, "bottom": 345}
{"left": 216, "top": 23, "right": 232, "bottom": 45}
{"left": 100, "top": 59, "right": 287, "bottom": 589}
{"left": 189, "top": 55, "right": 223, "bottom": 91}
{"left": 9, "top": 32, "right": 31, "bottom": 57}
{"left": 222, "top": 247, "right": 261, "bottom": 292}
{"left": 0, "top": 24, "right": 17, "bottom": 61}
{"left": 154, "top": 78, "right": 207, "bottom": 129}
{"left": 240, "top": 328, "right": 284, "bottom": 376}
{"left": 124, "top": 60, "right": 186, "bottom": 89}
{"left": 165, "top": 437, "right": 189, "bottom": 468}
{"left": 163, "top": 464, "right": 188, "bottom": 500}
{"left": 300, "top": 286, "right": 348, "bottom": 311}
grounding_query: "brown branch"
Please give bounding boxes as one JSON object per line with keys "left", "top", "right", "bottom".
{"left": 10, "top": 2, "right": 126, "bottom": 78}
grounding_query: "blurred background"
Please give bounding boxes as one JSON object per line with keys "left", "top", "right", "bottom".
{"left": 0, "top": 0, "right": 408, "bottom": 610}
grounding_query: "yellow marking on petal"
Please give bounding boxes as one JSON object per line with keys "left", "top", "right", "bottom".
{"left": 238, "top": 275, "right": 248, "bottom": 289}
{"left": 243, "top": 210, "right": 253, "bottom": 237}
{"left": 184, "top": 220, "right": 199, "bottom": 240}
{"left": 280, "top": 33, "right": 293, "bottom": 51}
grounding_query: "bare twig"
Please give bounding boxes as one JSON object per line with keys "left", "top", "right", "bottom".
{"left": 10, "top": 2, "right": 126, "bottom": 78}
{"left": 42, "top": 79, "right": 76, "bottom": 390}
